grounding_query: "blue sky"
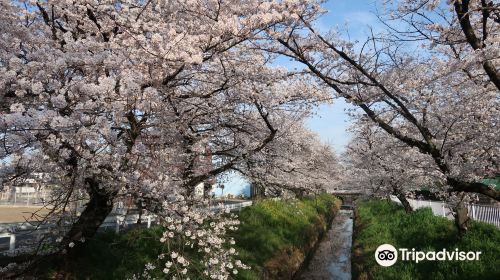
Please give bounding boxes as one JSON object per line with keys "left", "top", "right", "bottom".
{"left": 215, "top": 0, "right": 379, "bottom": 196}
{"left": 293, "top": 0, "right": 381, "bottom": 154}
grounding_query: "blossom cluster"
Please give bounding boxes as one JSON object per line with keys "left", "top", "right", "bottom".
{"left": 134, "top": 198, "right": 248, "bottom": 280}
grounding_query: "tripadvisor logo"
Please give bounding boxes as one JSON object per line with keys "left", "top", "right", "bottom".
{"left": 375, "top": 244, "right": 482, "bottom": 267}
{"left": 375, "top": 244, "right": 398, "bottom": 267}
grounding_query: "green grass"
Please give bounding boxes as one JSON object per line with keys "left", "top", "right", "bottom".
{"left": 353, "top": 200, "right": 500, "bottom": 280}
{"left": 42, "top": 193, "right": 339, "bottom": 279}
{"left": 233, "top": 193, "right": 340, "bottom": 279}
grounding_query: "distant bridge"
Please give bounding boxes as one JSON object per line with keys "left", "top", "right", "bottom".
{"left": 328, "top": 190, "right": 366, "bottom": 206}
{"left": 328, "top": 190, "right": 365, "bottom": 196}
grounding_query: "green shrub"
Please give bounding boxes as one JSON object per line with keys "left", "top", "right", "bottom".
{"left": 45, "top": 226, "right": 169, "bottom": 279}
{"left": 353, "top": 200, "right": 500, "bottom": 280}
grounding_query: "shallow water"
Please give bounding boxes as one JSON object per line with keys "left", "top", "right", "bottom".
{"left": 297, "top": 209, "right": 353, "bottom": 280}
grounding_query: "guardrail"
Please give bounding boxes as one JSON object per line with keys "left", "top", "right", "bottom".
{"left": 0, "top": 201, "right": 253, "bottom": 253}
{"left": 390, "top": 196, "right": 500, "bottom": 228}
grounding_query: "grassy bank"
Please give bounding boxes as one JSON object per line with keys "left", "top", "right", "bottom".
{"left": 234, "top": 193, "right": 341, "bottom": 279}
{"left": 353, "top": 200, "right": 500, "bottom": 280}
{"left": 41, "top": 194, "right": 339, "bottom": 279}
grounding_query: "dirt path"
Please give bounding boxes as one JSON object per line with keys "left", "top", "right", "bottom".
{"left": 297, "top": 209, "right": 353, "bottom": 280}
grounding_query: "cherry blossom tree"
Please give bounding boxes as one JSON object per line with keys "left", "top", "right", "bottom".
{"left": 383, "top": 0, "right": 500, "bottom": 89}
{"left": 238, "top": 120, "right": 341, "bottom": 197}
{"left": 266, "top": 0, "right": 499, "bottom": 203}
{"left": 342, "top": 118, "right": 445, "bottom": 213}
{"left": 0, "top": 0, "right": 327, "bottom": 276}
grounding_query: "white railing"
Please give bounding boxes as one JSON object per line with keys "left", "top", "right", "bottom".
{"left": 390, "top": 196, "right": 500, "bottom": 228}
{"left": 0, "top": 213, "right": 155, "bottom": 254}
{"left": 211, "top": 201, "right": 253, "bottom": 212}
{"left": 0, "top": 201, "right": 253, "bottom": 253}
{"left": 466, "top": 204, "right": 500, "bottom": 228}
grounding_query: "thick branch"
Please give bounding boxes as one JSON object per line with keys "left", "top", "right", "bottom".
{"left": 454, "top": 0, "right": 500, "bottom": 89}
{"left": 448, "top": 178, "right": 500, "bottom": 201}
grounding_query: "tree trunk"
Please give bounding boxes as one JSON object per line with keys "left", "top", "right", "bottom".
{"left": 137, "top": 204, "right": 143, "bottom": 225}
{"left": 12, "top": 178, "right": 117, "bottom": 278}
{"left": 61, "top": 178, "right": 115, "bottom": 249}
{"left": 33, "top": 178, "right": 117, "bottom": 276}
{"left": 396, "top": 192, "right": 413, "bottom": 213}
{"left": 391, "top": 186, "right": 413, "bottom": 213}
{"left": 454, "top": 201, "right": 470, "bottom": 237}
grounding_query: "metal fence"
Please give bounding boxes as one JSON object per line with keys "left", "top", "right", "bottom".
{"left": 391, "top": 196, "right": 500, "bottom": 228}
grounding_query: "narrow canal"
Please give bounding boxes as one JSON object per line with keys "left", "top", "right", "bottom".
{"left": 296, "top": 209, "right": 353, "bottom": 280}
